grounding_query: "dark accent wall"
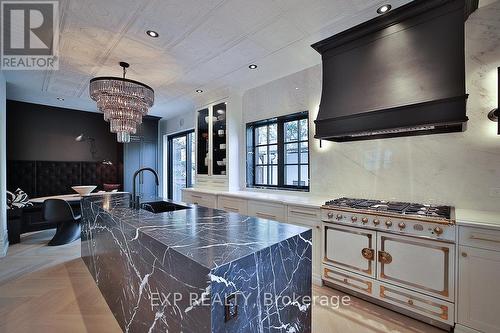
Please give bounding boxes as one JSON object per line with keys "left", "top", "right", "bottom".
{"left": 7, "top": 100, "right": 121, "bottom": 163}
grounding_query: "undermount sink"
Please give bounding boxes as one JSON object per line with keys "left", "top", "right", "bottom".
{"left": 140, "top": 201, "right": 191, "bottom": 214}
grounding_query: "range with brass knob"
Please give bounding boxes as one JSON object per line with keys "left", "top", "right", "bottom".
{"left": 433, "top": 226, "right": 443, "bottom": 236}
{"left": 321, "top": 198, "right": 455, "bottom": 242}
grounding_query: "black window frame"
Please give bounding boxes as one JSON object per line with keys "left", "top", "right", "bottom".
{"left": 246, "top": 111, "right": 309, "bottom": 192}
{"left": 167, "top": 129, "right": 195, "bottom": 200}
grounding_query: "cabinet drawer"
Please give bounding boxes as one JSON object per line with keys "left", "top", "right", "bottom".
{"left": 459, "top": 226, "right": 500, "bottom": 252}
{"left": 248, "top": 200, "right": 286, "bottom": 222}
{"left": 182, "top": 191, "right": 217, "bottom": 209}
{"left": 323, "top": 265, "right": 374, "bottom": 297}
{"left": 217, "top": 196, "right": 248, "bottom": 215}
{"left": 287, "top": 205, "right": 320, "bottom": 227}
{"left": 379, "top": 283, "right": 454, "bottom": 325}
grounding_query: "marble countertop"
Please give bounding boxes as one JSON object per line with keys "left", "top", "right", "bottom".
{"left": 184, "top": 188, "right": 500, "bottom": 230}
{"left": 455, "top": 208, "right": 500, "bottom": 230}
{"left": 83, "top": 193, "right": 310, "bottom": 269}
{"left": 183, "top": 187, "right": 329, "bottom": 208}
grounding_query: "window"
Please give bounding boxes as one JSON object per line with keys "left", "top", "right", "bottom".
{"left": 246, "top": 111, "right": 309, "bottom": 191}
{"left": 167, "top": 130, "right": 195, "bottom": 201}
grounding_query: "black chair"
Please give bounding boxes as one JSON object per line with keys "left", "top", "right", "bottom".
{"left": 43, "top": 199, "right": 81, "bottom": 246}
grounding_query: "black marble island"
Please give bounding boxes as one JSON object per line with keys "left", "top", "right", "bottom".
{"left": 81, "top": 193, "right": 312, "bottom": 333}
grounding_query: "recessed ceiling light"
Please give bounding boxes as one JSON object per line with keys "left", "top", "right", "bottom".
{"left": 146, "top": 30, "right": 159, "bottom": 38}
{"left": 248, "top": 64, "right": 258, "bottom": 69}
{"left": 195, "top": 89, "right": 203, "bottom": 93}
{"left": 57, "top": 97, "right": 64, "bottom": 101}
{"left": 377, "top": 4, "right": 392, "bottom": 14}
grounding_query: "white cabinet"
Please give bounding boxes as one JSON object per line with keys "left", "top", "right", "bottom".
{"left": 458, "top": 226, "right": 500, "bottom": 333}
{"left": 182, "top": 191, "right": 217, "bottom": 209}
{"left": 247, "top": 200, "right": 286, "bottom": 222}
{"left": 217, "top": 195, "right": 248, "bottom": 214}
{"left": 287, "top": 205, "right": 321, "bottom": 285}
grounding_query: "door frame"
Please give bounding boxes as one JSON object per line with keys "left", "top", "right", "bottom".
{"left": 167, "top": 129, "right": 195, "bottom": 200}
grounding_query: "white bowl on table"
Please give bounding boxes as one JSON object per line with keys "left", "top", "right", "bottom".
{"left": 71, "top": 185, "right": 97, "bottom": 196}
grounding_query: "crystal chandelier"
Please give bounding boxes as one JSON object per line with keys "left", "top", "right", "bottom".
{"left": 89, "top": 62, "right": 154, "bottom": 143}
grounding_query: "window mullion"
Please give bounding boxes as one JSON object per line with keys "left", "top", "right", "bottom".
{"left": 277, "top": 120, "right": 284, "bottom": 188}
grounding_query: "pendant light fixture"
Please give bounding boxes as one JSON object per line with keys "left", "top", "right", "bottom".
{"left": 89, "top": 62, "right": 155, "bottom": 143}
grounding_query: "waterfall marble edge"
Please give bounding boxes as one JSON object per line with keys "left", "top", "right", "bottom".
{"left": 81, "top": 193, "right": 312, "bottom": 333}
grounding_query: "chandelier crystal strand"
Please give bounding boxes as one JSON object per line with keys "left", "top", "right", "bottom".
{"left": 89, "top": 62, "right": 154, "bottom": 143}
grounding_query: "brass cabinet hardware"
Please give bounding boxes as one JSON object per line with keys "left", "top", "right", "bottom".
{"left": 408, "top": 299, "right": 414, "bottom": 305}
{"left": 470, "top": 235, "right": 500, "bottom": 244}
{"left": 327, "top": 212, "right": 334, "bottom": 218}
{"left": 361, "top": 248, "right": 375, "bottom": 261}
{"left": 315, "top": 226, "right": 321, "bottom": 229}
{"left": 290, "top": 210, "right": 316, "bottom": 217}
{"left": 256, "top": 212, "right": 276, "bottom": 219}
{"left": 461, "top": 252, "right": 467, "bottom": 258}
{"left": 378, "top": 251, "right": 393, "bottom": 264}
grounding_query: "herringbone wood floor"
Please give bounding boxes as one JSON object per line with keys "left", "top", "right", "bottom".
{"left": 0, "top": 230, "right": 444, "bottom": 333}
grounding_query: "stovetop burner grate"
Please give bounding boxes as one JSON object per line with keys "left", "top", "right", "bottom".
{"left": 325, "top": 197, "right": 452, "bottom": 219}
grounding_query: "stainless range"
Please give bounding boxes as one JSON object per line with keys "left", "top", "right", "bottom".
{"left": 321, "top": 198, "right": 456, "bottom": 330}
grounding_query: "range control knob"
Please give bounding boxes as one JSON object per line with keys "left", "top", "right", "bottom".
{"left": 398, "top": 222, "right": 406, "bottom": 230}
{"left": 351, "top": 216, "right": 358, "bottom": 222}
{"left": 385, "top": 220, "right": 393, "bottom": 227}
{"left": 433, "top": 226, "right": 443, "bottom": 236}
{"left": 362, "top": 217, "right": 368, "bottom": 224}
{"left": 336, "top": 214, "right": 343, "bottom": 220}
{"left": 327, "top": 212, "right": 334, "bottom": 219}
{"left": 373, "top": 219, "right": 380, "bottom": 226}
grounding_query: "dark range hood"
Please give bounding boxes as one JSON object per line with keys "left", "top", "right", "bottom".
{"left": 312, "top": 0, "right": 478, "bottom": 142}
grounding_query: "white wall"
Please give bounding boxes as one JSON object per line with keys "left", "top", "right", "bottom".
{"left": 0, "top": 72, "right": 8, "bottom": 256}
{"left": 241, "top": 3, "right": 500, "bottom": 211}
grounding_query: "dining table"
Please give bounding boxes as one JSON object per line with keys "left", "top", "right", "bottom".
{"left": 29, "top": 191, "right": 126, "bottom": 204}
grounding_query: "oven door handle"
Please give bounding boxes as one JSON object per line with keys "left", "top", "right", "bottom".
{"left": 361, "top": 248, "right": 375, "bottom": 261}
{"left": 378, "top": 251, "right": 393, "bottom": 264}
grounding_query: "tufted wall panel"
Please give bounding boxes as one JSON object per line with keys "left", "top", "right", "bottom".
{"left": 6, "top": 161, "right": 36, "bottom": 197}
{"left": 36, "top": 161, "right": 82, "bottom": 197}
{"left": 81, "top": 162, "right": 118, "bottom": 190}
{"left": 7, "top": 160, "right": 121, "bottom": 198}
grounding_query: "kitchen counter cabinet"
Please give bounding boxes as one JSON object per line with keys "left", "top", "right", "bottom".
{"left": 456, "top": 224, "right": 500, "bottom": 333}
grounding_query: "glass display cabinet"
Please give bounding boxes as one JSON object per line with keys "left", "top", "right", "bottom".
{"left": 196, "top": 108, "right": 209, "bottom": 175}
{"left": 196, "top": 103, "right": 227, "bottom": 177}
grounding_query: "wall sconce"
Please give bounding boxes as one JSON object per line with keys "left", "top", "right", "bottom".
{"left": 75, "top": 133, "right": 98, "bottom": 159}
{"left": 488, "top": 67, "right": 499, "bottom": 135}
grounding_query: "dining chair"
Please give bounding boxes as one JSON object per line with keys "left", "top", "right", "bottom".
{"left": 43, "top": 199, "right": 81, "bottom": 246}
